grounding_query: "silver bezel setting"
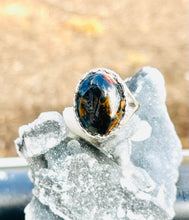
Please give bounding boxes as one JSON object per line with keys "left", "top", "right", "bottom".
{"left": 73, "top": 68, "right": 140, "bottom": 141}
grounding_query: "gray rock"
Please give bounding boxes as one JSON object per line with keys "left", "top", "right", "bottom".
{"left": 15, "top": 67, "right": 182, "bottom": 220}
{"left": 25, "top": 197, "right": 62, "bottom": 220}
{"left": 15, "top": 111, "right": 67, "bottom": 158}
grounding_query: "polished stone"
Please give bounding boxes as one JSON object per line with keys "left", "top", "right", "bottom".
{"left": 75, "top": 70, "right": 126, "bottom": 136}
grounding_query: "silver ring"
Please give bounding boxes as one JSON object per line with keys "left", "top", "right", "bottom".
{"left": 74, "top": 68, "right": 140, "bottom": 139}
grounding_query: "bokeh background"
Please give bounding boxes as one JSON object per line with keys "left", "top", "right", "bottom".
{"left": 0, "top": 0, "right": 188, "bottom": 157}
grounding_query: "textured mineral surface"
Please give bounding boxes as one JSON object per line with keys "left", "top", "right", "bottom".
{"left": 15, "top": 67, "right": 182, "bottom": 220}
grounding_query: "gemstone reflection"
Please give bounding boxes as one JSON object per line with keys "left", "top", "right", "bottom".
{"left": 75, "top": 71, "right": 126, "bottom": 136}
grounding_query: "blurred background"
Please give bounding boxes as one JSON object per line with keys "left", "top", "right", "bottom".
{"left": 0, "top": 0, "right": 188, "bottom": 157}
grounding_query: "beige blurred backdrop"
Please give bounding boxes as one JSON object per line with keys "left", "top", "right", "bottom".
{"left": 0, "top": 0, "right": 188, "bottom": 156}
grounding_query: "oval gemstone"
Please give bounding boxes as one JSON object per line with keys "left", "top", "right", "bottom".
{"left": 75, "top": 71, "right": 126, "bottom": 136}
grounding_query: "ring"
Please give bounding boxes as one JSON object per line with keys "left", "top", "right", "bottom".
{"left": 74, "top": 68, "right": 140, "bottom": 138}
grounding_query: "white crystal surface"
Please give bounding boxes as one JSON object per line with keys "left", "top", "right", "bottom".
{"left": 15, "top": 111, "right": 67, "bottom": 158}
{"left": 16, "top": 67, "right": 182, "bottom": 220}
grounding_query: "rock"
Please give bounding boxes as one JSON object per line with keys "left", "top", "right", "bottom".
{"left": 15, "top": 111, "right": 67, "bottom": 158}
{"left": 15, "top": 67, "right": 182, "bottom": 220}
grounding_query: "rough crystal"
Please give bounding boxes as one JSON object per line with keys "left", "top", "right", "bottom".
{"left": 15, "top": 111, "right": 67, "bottom": 158}
{"left": 15, "top": 67, "right": 182, "bottom": 220}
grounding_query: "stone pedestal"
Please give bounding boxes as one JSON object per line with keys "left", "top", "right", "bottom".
{"left": 15, "top": 67, "right": 182, "bottom": 220}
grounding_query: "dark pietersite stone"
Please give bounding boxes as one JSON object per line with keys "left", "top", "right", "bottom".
{"left": 75, "top": 71, "right": 126, "bottom": 136}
